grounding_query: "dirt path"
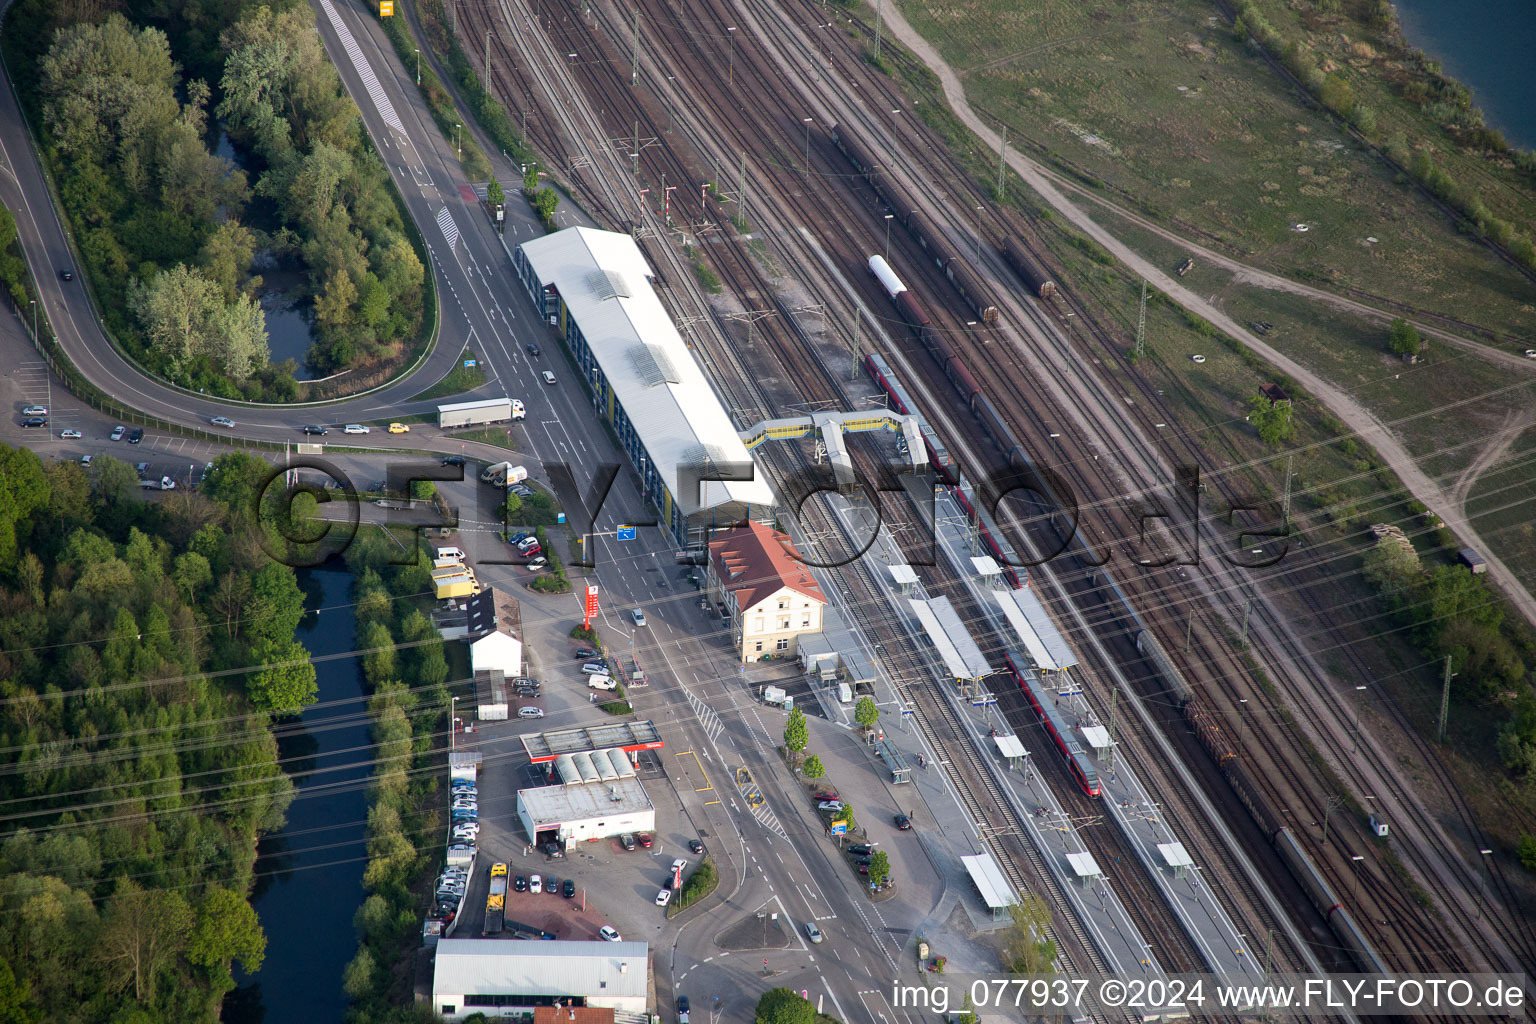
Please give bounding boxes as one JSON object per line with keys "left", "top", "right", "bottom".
{"left": 872, "top": 0, "right": 1536, "bottom": 631}
{"left": 1449, "top": 408, "right": 1536, "bottom": 516}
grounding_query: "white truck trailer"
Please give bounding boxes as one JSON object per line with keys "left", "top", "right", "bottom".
{"left": 438, "top": 397, "right": 513, "bottom": 429}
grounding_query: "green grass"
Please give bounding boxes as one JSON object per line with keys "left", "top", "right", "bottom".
{"left": 410, "top": 350, "right": 488, "bottom": 401}
{"left": 889, "top": 0, "right": 1536, "bottom": 341}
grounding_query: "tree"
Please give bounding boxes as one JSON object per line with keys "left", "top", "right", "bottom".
{"left": 0, "top": 956, "right": 37, "bottom": 1024}
{"left": 953, "top": 993, "right": 978, "bottom": 1024}
{"left": 1000, "top": 894, "right": 1056, "bottom": 974}
{"left": 1246, "top": 394, "right": 1295, "bottom": 447}
{"left": 854, "top": 695, "right": 880, "bottom": 732}
{"left": 1388, "top": 317, "right": 1422, "bottom": 356}
{"left": 187, "top": 888, "right": 266, "bottom": 974}
{"left": 172, "top": 552, "right": 213, "bottom": 602}
{"left": 200, "top": 221, "right": 259, "bottom": 303}
{"left": 1518, "top": 835, "right": 1536, "bottom": 872}
{"left": 246, "top": 562, "right": 306, "bottom": 645}
{"left": 533, "top": 187, "right": 559, "bottom": 225}
{"left": 755, "top": 988, "right": 814, "bottom": 1024}
{"left": 0, "top": 445, "right": 48, "bottom": 570}
{"left": 783, "top": 706, "right": 808, "bottom": 758}
{"left": 486, "top": 176, "right": 504, "bottom": 208}
{"left": 96, "top": 880, "right": 193, "bottom": 1002}
{"left": 341, "top": 946, "right": 378, "bottom": 1001}
{"left": 801, "top": 754, "right": 825, "bottom": 781}
{"left": 522, "top": 165, "right": 539, "bottom": 195}
{"left": 246, "top": 637, "right": 319, "bottom": 714}
{"left": 867, "top": 849, "right": 890, "bottom": 884}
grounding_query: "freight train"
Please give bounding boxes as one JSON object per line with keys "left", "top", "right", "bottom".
{"left": 1004, "top": 652, "right": 1101, "bottom": 797}
{"left": 833, "top": 125, "right": 1000, "bottom": 323}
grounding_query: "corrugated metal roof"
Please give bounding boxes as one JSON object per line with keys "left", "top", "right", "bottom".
{"left": 519, "top": 228, "right": 774, "bottom": 514}
{"left": 433, "top": 939, "right": 649, "bottom": 998}
{"left": 519, "top": 776, "right": 654, "bottom": 822}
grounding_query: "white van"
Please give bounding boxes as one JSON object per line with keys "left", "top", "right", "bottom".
{"left": 436, "top": 546, "right": 466, "bottom": 562}
{"left": 587, "top": 675, "right": 617, "bottom": 691}
{"left": 343, "top": 424, "right": 370, "bottom": 434}
{"left": 837, "top": 682, "right": 852, "bottom": 704}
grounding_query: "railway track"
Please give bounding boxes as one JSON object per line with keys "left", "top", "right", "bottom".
{"left": 454, "top": 0, "right": 1523, "bottom": 994}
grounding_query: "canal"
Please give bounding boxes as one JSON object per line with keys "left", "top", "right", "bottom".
{"left": 225, "top": 567, "right": 370, "bottom": 1024}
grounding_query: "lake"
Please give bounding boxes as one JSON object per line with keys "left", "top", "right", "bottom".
{"left": 1391, "top": 0, "right": 1536, "bottom": 150}
{"left": 224, "top": 568, "right": 369, "bottom": 1024}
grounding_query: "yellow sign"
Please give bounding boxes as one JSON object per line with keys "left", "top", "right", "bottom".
{"left": 379, "top": 1, "right": 393, "bottom": 15}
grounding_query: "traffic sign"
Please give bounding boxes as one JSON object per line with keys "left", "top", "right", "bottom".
{"left": 378, "top": 0, "right": 393, "bottom": 14}
{"left": 463, "top": 359, "right": 477, "bottom": 368}
{"left": 617, "top": 524, "right": 637, "bottom": 541}
{"left": 830, "top": 820, "right": 847, "bottom": 836}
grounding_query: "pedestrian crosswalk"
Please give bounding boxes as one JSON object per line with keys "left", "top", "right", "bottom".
{"left": 317, "top": 0, "right": 407, "bottom": 137}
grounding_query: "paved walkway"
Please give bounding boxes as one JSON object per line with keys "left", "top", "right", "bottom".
{"left": 872, "top": 0, "right": 1536, "bottom": 630}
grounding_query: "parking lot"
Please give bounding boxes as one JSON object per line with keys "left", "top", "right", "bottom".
{"left": 442, "top": 583, "right": 711, "bottom": 949}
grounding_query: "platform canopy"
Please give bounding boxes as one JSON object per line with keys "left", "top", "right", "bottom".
{"left": 909, "top": 596, "right": 993, "bottom": 680}
{"left": 970, "top": 555, "right": 1001, "bottom": 578}
{"left": 887, "top": 564, "right": 919, "bottom": 587}
{"left": 1065, "top": 851, "right": 1102, "bottom": 885}
{"left": 960, "top": 853, "right": 1017, "bottom": 915}
{"left": 993, "top": 734, "right": 1027, "bottom": 759}
{"left": 993, "top": 588, "right": 1078, "bottom": 672}
{"left": 1158, "top": 842, "right": 1195, "bottom": 879}
{"left": 1080, "top": 725, "right": 1112, "bottom": 752}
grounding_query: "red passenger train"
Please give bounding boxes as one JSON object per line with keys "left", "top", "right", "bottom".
{"left": 1004, "top": 652, "right": 1101, "bottom": 797}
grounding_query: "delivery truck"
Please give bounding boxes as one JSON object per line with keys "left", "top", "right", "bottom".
{"left": 484, "top": 863, "right": 508, "bottom": 935}
{"left": 479, "top": 462, "right": 528, "bottom": 487}
{"left": 435, "top": 572, "right": 481, "bottom": 600}
{"left": 438, "top": 397, "right": 513, "bottom": 429}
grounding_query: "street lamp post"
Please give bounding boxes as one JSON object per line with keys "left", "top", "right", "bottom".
{"left": 1353, "top": 685, "right": 1367, "bottom": 753}
{"left": 1477, "top": 848, "right": 1493, "bottom": 919}
{"left": 415, "top": 47, "right": 421, "bottom": 86}
{"left": 727, "top": 27, "right": 737, "bottom": 85}
{"left": 454, "top": 123, "right": 461, "bottom": 160}
{"left": 29, "top": 299, "right": 36, "bottom": 341}
{"left": 803, "top": 117, "right": 813, "bottom": 177}
{"left": 884, "top": 213, "right": 894, "bottom": 259}
{"left": 449, "top": 696, "right": 458, "bottom": 752}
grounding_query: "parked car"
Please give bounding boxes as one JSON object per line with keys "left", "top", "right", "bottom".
{"left": 561, "top": 879, "right": 576, "bottom": 898}
{"left": 510, "top": 483, "right": 534, "bottom": 498}
{"left": 638, "top": 834, "right": 653, "bottom": 849}
{"left": 518, "top": 543, "right": 542, "bottom": 557}
{"left": 110, "top": 425, "right": 125, "bottom": 441}
{"left": 574, "top": 648, "right": 599, "bottom": 660}
{"left": 654, "top": 889, "right": 672, "bottom": 907}
{"left": 128, "top": 428, "right": 143, "bottom": 444}
{"left": 544, "top": 876, "right": 559, "bottom": 895}
{"left": 542, "top": 842, "right": 564, "bottom": 858}
{"left": 388, "top": 422, "right": 410, "bottom": 433}
{"left": 805, "top": 922, "right": 824, "bottom": 944}
{"left": 529, "top": 874, "right": 542, "bottom": 894}
{"left": 22, "top": 406, "right": 47, "bottom": 416}
{"left": 518, "top": 706, "right": 545, "bottom": 719}
{"left": 848, "top": 844, "right": 875, "bottom": 856}
{"left": 210, "top": 416, "right": 236, "bottom": 428}
{"left": 526, "top": 557, "right": 548, "bottom": 569}
{"left": 581, "top": 661, "right": 609, "bottom": 675}
{"left": 678, "top": 997, "right": 690, "bottom": 1016}
{"left": 343, "top": 424, "right": 370, "bottom": 434}
{"left": 79, "top": 455, "right": 91, "bottom": 467}
{"left": 441, "top": 455, "right": 466, "bottom": 466}
{"left": 20, "top": 417, "right": 46, "bottom": 428}
{"left": 599, "top": 926, "right": 622, "bottom": 942}
{"left": 688, "top": 839, "right": 704, "bottom": 855}
{"left": 59, "top": 429, "right": 81, "bottom": 439}
{"left": 812, "top": 790, "right": 839, "bottom": 802}
{"left": 894, "top": 814, "right": 912, "bottom": 830}
{"left": 619, "top": 833, "right": 637, "bottom": 851}
{"left": 818, "top": 801, "right": 845, "bottom": 812}
{"left": 513, "top": 875, "right": 528, "bottom": 893}
{"left": 301, "top": 424, "right": 328, "bottom": 435}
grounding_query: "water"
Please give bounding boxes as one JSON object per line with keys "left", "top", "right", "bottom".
{"left": 225, "top": 568, "right": 369, "bottom": 1024}
{"left": 1391, "top": 0, "right": 1536, "bottom": 151}
{"left": 261, "top": 294, "right": 321, "bottom": 380}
